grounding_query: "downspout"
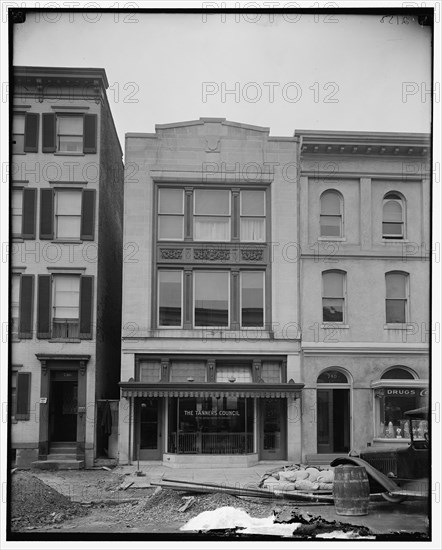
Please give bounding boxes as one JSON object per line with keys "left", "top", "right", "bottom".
{"left": 128, "top": 396, "right": 132, "bottom": 465}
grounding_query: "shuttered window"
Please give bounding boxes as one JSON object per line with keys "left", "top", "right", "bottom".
{"left": 37, "top": 274, "right": 93, "bottom": 340}
{"left": 42, "top": 113, "right": 97, "bottom": 154}
{"left": 24, "top": 113, "right": 39, "bottom": 153}
{"left": 12, "top": 114, "right": 25, "bottom": 154}
{"left": 40, "top": 189, "right": 95, "bottom": 241}
{"left": 11, "top": 190, "right": 23, "bottom": 237}
{"left": 19, "top": 275, "right": 34, "bottom": 339}
{"left": 11, "top": 275, "right": 20, "bottom": 339}
{"left": 12, "top": 188, "right": 37, "bottom": 239}
{"left": 14, "top": 372, "right": 31, "bottom": 421}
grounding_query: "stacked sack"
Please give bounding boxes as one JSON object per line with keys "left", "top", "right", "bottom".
{"left": 262, "top": 465, "right": 334, "bottom": 492}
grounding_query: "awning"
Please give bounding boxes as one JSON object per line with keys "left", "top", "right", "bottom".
{"left": 119, "top": 381, "right": 303, "bottom": 399}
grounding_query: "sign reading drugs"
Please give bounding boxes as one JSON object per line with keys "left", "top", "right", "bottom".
{"left": 385, "top": 388, "right": 427, "bottom": 397}
{"left": 184, "top": 409, "right": 240, "bottom": 417}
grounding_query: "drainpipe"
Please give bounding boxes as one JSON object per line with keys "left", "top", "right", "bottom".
{"left": 128, "top": 396, "right": 132, "bottom": 465}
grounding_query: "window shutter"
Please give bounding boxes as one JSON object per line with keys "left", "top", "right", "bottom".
{"left": 37, "top": 275, "right": 51, "bottom": 339}
{"left": 21, "top": 188, "right": 37, "bottom": 239}
{"left": 16, "top": 372, "right": 31, "bottom": 421}
{"left": 80, "top": 189, "right": 96, "bottom": 240}
{"left": 79, "top": 276, "right": 94, "bottom": 339}
{"left": 42, "top": 113, "right": 56, "bottom": 152}
{"left": 23, "top": 113, "right": 39, "bottom": 153}
{"left": 19, "top": 275, "right": 34, "bottom": 339}
{"left": 83, "top": 114, "right": 97, "bottom": 154}
{"left": 39, "top": 189, "right": 54, "bottom": 239}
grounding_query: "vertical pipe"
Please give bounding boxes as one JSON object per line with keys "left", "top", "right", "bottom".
{"left": 128, "top": 396, "right": 132, "bottom": 465}
{"left": 176, "top": 397, "right": 179, "bottom": 454}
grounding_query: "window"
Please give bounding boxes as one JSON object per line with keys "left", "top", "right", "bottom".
{"left": 55, "top": 190, "right": 82, "bottom": 240}
{"left": 158, "top": 189, "right": 184, "bottom": 240}
{"left": 11, "top": 190, "right": 23, "bottom": 237}
{"left": 194, "top": 189, "right": 231, "bottom": 241}
{"left": 241, "top": 271, "right": 264, "bottom": 327}
{"left": 261, "top": 361, "right": 282, "bottom": 383}
{"left": 194, "top": 271, "right": 229, "bottom": 327}
{"left": 40, "top": 188, "right": 95, "bottom": 241}
{"left": 57, "top": 116, "right": 83, "bottom": 152}
{"left": 317, "top": 369, "right": 348, "bottom": 383}
{"left": 10, "top": 371, "right": 31, "bottom": 421}
{"left": 158, "top": 271, "right": 182, "bottom": 327}
{"left": 11, "top": 275, "right": 20, "bottom": 340}
{"left": 52, "top": 275, "right": 80, "bottom": 339}
{"left": 240, "top": 190, "right": 265, "bottom": 242}
{"left": 170, "top": 361, "right": 206, "bottom": 382}
{"left": 216, "top": 364, "right": 253, "bottom": 383}
{"left": 37, "top": 274, "right": 93, "bottom": 340}
{"left": 12, "top": 114, "right": 25, "bottom": 153}
{"left": 320, "top": 190, "right": 343, "bottom": 237}
{"left": 10, "top": 274, "right": 34, "bottom": 340}
{"left": 42, "top": 113, "right": 97, "bottom": 154}
{"left": 386, "top": 272, "right": 408, "bottom": 323}
{"left": 383, "top": 193, "right": 404, "bottom": 239}
{"left": 139, "top": 361, "right": 162, "bottom": 383}
{"left": 322, "top": 271, "right": 345, "bottom": 323}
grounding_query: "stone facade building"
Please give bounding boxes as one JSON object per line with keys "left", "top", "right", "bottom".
{"left": 10, "top": 66, "right": 124, "bottom": 468}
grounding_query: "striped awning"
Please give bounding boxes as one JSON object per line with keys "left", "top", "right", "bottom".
{"left": 119, "top": 381, "right": 303, "bottom": 399}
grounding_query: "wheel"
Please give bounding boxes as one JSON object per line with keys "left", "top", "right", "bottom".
{"left": 381, "top": 491, "right": 407, "bottom": 503}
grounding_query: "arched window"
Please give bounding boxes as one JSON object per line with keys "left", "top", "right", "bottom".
{"left": 322, "top": 270, "right": 346, "bottom": 323}
{"left": 381, "top": 367, "right": 415, "bottom": 380}
{"left": 317, "top": 369, "right": 348, "bottom": 384}
{"left": 383, "top": 192, "right": 404, "bottom": 239}
{"left": 320, "top": 190, "right": 343, "bottom": 237}
{"left": 385, "top": 271, "right": 408, "bottom": 324}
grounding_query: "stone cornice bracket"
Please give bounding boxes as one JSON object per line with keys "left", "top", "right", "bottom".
{"left": 36, "top": 78, "right": 44, "bottom": 103}
{"left": 79, "top": 361, "right": 87, "bottom": 376}
{"left": 93, "top": 79, "right": 101, "bottom": 104}
{"left": 41, "top": 360, "right": 47, "bottom": 376}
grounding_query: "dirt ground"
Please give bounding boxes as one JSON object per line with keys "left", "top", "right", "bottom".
{"left": 9, "top": 468, "right": 430, "bottom": 539}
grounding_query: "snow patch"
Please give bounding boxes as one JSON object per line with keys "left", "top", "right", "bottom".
{"left": 180, "top": 506, "right": 300, "bottom": 537}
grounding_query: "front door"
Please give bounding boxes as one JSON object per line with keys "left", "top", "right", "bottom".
{"left": 317, "top": 388, "right": 350, "bottom": 453}
{"left": 137, "top": 398, "right": 162, "bottom": 460}
{"left": 49, "top": 378, "right": 78, "bottom": 443}
{"left": 260, "top": 399, "right": 287, "bottom": 460}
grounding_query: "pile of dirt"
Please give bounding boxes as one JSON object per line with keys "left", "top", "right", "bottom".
{"left": 11, "top": 472, "right": 88, "bottom": 531}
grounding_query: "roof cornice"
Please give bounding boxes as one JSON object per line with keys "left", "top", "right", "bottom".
{"left": 13, "top": 65, "right": 109, "bottom": 89}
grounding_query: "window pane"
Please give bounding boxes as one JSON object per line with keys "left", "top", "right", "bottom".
{"left": 216, "top": 365, "right": 252, "bottom": 383}
{"left": 13, "top": 115, "right": 25, "bottom": 134}
{"left": 317, "top": 370, "right": 348, "bottom": 383}
{"left": 241, "top": 272, "right": 264, "bottom": 327}
{"left": 58, "top": 116, "right": 83, "bottom": 135}
{"left": 386, "top": 299, "right": 406, "bottom": 323}
{"left": 261, "top": 361, "right": 281, "bottom": 383}
{"left": 159, "top": 189, "right": 184, "bottom": 214}
{"left": 12, "top": 134, "right": 25, "bottom": 154}
{"left": 194, "top": 272, "right": 228, "bottom": 326}
{"left": 139, "top": 361, "right": 161, "bottom": 382}
{"left": 54, "top": 276, "right": 79, "bottom": 318}
{"left": 383, "top": 200, "right": 402, "bottom": 222}
{"left": 170, "top": 361, "right": 206, "bottom": 382}
{"left": 323, "top": 272, "right": 344, "bottom": 297}
{"left": 57, "top": 216, "right": 81, "bottom": 239}
{"left": 241, "top": 191, "right": 265, "bottom": 216}
{"left": 158, "top": 216, "right": 184, "bottom": 239}
{"left": 383, "top": 222, "right": 403, "bottom": 237}
{"left": 321, "top": 192, "right": 341, "bottom": 215}
{"left": 57, "top": 191, "right": 82, "bottom": 215}
{"left": 158, "top": 271, "right": 182, "bottom": 326}
{"left": 381, "top": 368, "right": 414, "bottom": 380}
{"left": 12, "top": 190, "right": 23, "bottom": 235}
{"left": 194, "top": 217, "right": 230, "bottom": 241}
{"left": 323, "top": 298, "right": 343, "bottom": 322}
{"left": 194, "top": 189, "right": 230, "bottom": 215}
{"left": 386, "top": 273, "right": 406, "bottom": 298}
{"left": 59, "top": 135, "right": 83, "bottom": 152}
{"left": 320, "top": 215, "right": 341, "bottom": 237}
{"left": 240, "top": 218, "right": 265, "bottom": 241}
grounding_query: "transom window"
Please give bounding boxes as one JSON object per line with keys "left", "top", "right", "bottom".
{"left": 216, "top": 364, "right": 253, "bottom": 383}
{"left": 157, "top": 187, "right": 267, "bottom": 242}
{"left": 57, "top": 116, "right": 83, "bottom": 153}
{"left": 385, "top": 272, "right": 408, "bottom": 323}
{"left": 320, "top": 190, "right": 343, "bottom": 237}
{"left": 55, "top": 190, "right": 82, "bottom": 240}
{"left": 317, "top": 369, "right": 348, "bottom": 384}
{"left": 12, "top": 114, "right": 25, "bottom": 154}
{"left": 322, "top": 270, "right": 345, "bottom": 323}
{"left": 383, "top": 192, "right": 404, "bottom": 239}
{"left": 381, "top": 367, "right": 415, "bottom": 380}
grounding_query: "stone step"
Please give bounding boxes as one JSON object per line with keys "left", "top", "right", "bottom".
{"left": 49, "top": 446, "right": 77, "bottom": 454}
{"left": 32, "top": 459, "right": 84, "bottom": 470}
{"left": 47, "top": 453, "right": 77, "bottom": 460}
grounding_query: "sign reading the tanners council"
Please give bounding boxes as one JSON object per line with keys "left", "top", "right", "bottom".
{"left": 184, "top": 410, "right": 240, "bottom": 417}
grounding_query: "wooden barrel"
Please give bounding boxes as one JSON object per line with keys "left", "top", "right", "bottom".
{"left": 333, "top": 465, "right": 370, "bottom": 516}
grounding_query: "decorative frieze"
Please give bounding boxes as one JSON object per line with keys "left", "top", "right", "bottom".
{"left": 160, "top": 248, "right": 183, "bottom": 260}
{"left": 241, "top": 248, "right": 264, "bottom": 262}
{"left": 194, "top": 248, "right": 231, "bottom": 261}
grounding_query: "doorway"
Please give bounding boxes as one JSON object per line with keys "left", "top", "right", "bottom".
{"left": 260, "top": 399, "right": 287, "bottom": 460}
{"left": 49, "top": 375, "right": 78, "bottom": 443}
{"left": 317, "top": 388, "right": 350, "bottom": 453}
{"left": 136, "top": 398, "right": 162, "bottom": 460}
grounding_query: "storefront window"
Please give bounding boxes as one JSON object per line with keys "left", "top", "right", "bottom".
{"left": 376, "top": 387, "right": 428, "bottom": 438}
{"left": 167, "top": 396, "right": 254, "bottom": 454}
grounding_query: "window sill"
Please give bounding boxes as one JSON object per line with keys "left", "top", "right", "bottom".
{"left": 49, "top": 338, "right": 81, "bottom": 343}
{"left": 372, "top": 438, "right": 411, "bottom": 443}
{"left": 12, "top": 152, "right": 26, "bottom": 156}
{"left": 51, "top": 240, "right": 83, "bottom": 244}
{"left": 382, "top": 239, "right": 408, "bottom": 243}
{"left": 54, "top": 152, "right": 85, "bottom": 157}
{"left": 321, "top": 323, "right": 349, "bottom": 329}
{"left": 317, "top": 237, "right": 346, "bottom": 242}
{"left": 12, "top": 237, "right": 24, "bottom": 242}
{"left": 384, "top": 324, "right": 409, "bottom": 330}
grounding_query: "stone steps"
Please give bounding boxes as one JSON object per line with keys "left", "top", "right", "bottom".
{"left": 32, "top": 459, "right": 84, "bottom": 470}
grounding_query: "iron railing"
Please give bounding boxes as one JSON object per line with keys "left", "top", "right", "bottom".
{"left": 169, "top": 432, "right": 253, "bottom": 454}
